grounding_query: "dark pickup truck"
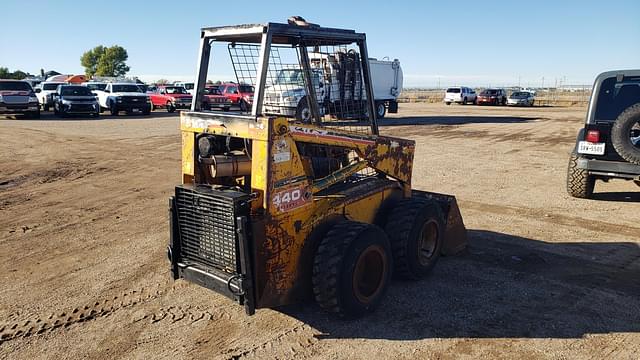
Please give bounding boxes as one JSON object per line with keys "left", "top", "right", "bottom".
{"left": 0, "top": 79, "right": 40, "bottom": 119}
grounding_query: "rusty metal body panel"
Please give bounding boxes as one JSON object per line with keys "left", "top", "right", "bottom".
{"left": 178, "top": 111, "right": 416, "bottom": 308}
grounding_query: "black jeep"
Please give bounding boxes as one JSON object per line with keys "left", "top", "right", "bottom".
{"left": 567, "top": 70, "right": 640, "bottom": 198}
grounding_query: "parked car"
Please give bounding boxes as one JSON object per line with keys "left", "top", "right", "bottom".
{"left": 0, "top": 79, "right": 40, "bottom": 119}
{"left": 444, "top": 87, "right": 477, "bottom": 105}
{"left": 477, "top": 88, "right": 507, "bottom": 105}
{"left": 52, "top": 84, "right": 99, "bottom": 117}
{"left": 567, "top": 69, "right": 640, "bottom": 198}
{"left": 35, "top": 81, "right": 64, "bottom": 111}
{"left": 148, "top": 86, "right": 192, "bottom": 112}
{"left": 202, "top": 86, "right": 232, "bottom": 111}
{"left": 95, "top": 83, "right": 151, "bottom": 116}
{"left": 216, "top": 83, "right": 255, "bottom": 111}
{"left": 507, "top": 91, "right": 535, "bottom": 106}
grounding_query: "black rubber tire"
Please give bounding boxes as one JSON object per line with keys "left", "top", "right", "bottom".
{"left": 566, "top": 153, "right": 595, "bottom": 198}
{"left": 295, "top": 99, "right": 311, "bottom": 122}
{"left": 166, "top": 102, "right": 175, "bottom": 113}
{"left": 312, "top": 221, "right": 392, "bottom": 318}
{"left": 43, "top": 104, "right": 49, "bottom": 112}
{"left": 109, "top": 102, "right": 118, "bottom": 116}
{"left": 240, "top": 99, "right": 249, "bottom": 112}
{"left": 149, "top": 102, "right": 155, "bottom": 112}
{"left": 376, "top": 101, "right": 386, "bottom": 118}
{"left": 462, "top": 97, "right": 467, "bottom": 105}
{"left": 27, "top": 110, "right": 40, "bottom": 119}
{"left": 53, "top": 103, "right": 59, "bottom": 116}
{"left": 611, "top": 103, "right": 640, "bottom": 165}
{"left": 634, "top": 180, "right": 640, "bottom": 187}
{"left": 445, "top": 102, "right": 451, "bottom": 105}
{"left": 384, "top": 198, "right": 445, "bottom": 280}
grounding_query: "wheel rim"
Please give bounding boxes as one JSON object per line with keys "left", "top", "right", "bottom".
{"left": 377, "top": 103, "right": 384, "bottom": 116}
{"left": 301, "top": 107, "right": 311, "bottom": 122}
{"left": 629, "top": 121, "right": 640, "bottom": 147}
{"left": 352, "top": 244, "right": 387, "bottom": 304}
{"left": 417, "top": 220, "right": 439, "bottom": 266}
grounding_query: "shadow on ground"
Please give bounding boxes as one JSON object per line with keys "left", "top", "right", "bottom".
{"left": 378, "top": 115, "right": 538, "bottom": 126}
{"left": 2, "top": 111, "right": 180, "bottom": 122}
{"left": 280, "top": 230, "right": 640, "bottom": 339}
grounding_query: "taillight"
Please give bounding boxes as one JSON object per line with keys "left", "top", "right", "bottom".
{"left": 586, "top": 130, "right": 600, "bottom": 143}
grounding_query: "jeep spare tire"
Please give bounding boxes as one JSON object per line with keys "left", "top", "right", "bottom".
{"left": 611, "top": 103, "right": 640, "bottom": 165}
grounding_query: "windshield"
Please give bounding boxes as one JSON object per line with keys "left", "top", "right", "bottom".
{"left": 85, "top": 83, "right": 107, "bottom": 91}
{"left": 43, "top": 83, "right": 62, "bottom": 91}
{"left": 165, "top": 87, "right": 189, "bottom": 95}
{"left": 239, "top": 85, "right": 254, "bottom": 93}
{"left": 481, "top": 90, "right": 498, "bottom": 95}
{"left": 447, "top": 88, "right": 461, "bottom": 93}
{"left": 61, "top": 86, "right": 93, "bottom": 96}
{"left": 182, "top": 83, "right": 194, "bottom": 90}
{"left": 511, "top": 92, "right": 527, "bottom": 97}
{"left": 204, "top": 87, "right": 222, "bottom": 95}
{"left": 112, "top": 84, "right": 142, "bottom": 93}
{"left": 275, "top": 69, "right": 305, "bottom": 86}
{"left": 0, "top": 81, "right": 32, "bottom": 91}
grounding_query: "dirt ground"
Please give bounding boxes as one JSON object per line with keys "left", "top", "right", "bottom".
{"left": 1, "top": 103, "right": 638, "bottom": 359}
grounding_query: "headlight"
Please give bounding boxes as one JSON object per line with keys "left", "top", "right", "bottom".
{"left": 0, "top": 94, "right": 4, "bottom": 102}
{"left": 28, "top": 96, "right": 38, "bottom": 103}
{"left": 62, "top": 99, "right": 72, "bottom": 104}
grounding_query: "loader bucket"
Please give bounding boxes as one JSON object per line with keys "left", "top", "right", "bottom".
{"left": 412, "top": 190, "right": 468, "bottom": 255}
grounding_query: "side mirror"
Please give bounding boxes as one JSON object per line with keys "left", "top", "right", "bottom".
{"left": 35, "top": 88, "right": 41, "bottom": 93}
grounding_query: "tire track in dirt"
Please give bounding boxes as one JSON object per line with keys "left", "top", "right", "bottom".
{"left": 461, "top": 200, "right": 640, "bottom": 240}
{"left": 223, "top": 323, "right": 318, "bottom": 360}
{"left": 0, "top": 282, "right": 187, "bottom": 344}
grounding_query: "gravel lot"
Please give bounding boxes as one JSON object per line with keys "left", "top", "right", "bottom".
{"left": 1, "top": 103, "right": 638, "bottom": 359}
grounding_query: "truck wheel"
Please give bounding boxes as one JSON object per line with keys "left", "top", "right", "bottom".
{"left": 312, "top": 221, "right": 392, "bottom": 318}
{"left": 240, "top": 99, "right": 249, "bottom": 112}
{"left": 27, "top": 110, "right": 40, "bottom": 119}
{"left": 53, "top": 103, "right": 59, "bottom": 116}
{"left": 611, "top": 103, "right": 640, "bottom": 165}
{"left": 566, "top": 153, "right": 595, "bottom": 198}
{"left": 445, "top": 102, "right": 451, "bottom": 105}
{"left": 462, "top": 97, "right": 467, "bottom": 105}
{"left": 295, "top": 101, "right": 312, "bottom": 123}
{"left": 43, "top": 104, "right": 49, "bottom": 112}
{"left": 384, "top": 198, "right": 444, "bottom": 279}
{"left": 375, "top": 101, "right": 386, "bottom": 118}
{"left": 109, "top": 102, "right": 119, "bottom": 116}
{"left": 166, "top": 102, "right": 176, "bottom": 113}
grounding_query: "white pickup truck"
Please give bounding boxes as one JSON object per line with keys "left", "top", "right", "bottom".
{"left": 95, "top": 83, "right": 151, "bottom": 115}
{"left": 263, "top": 53, "right": 402, "bottom": 120}
{"left": 35, "top": 81, "right": 64, "bottom": 111}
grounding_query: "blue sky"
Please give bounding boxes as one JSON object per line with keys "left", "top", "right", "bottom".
{"left": 1, "top": 0, "right": 638, "bottom": 88}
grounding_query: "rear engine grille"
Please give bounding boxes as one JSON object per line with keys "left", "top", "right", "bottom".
{"left": 174, "top": 185, "right": 249, "bottom": 273}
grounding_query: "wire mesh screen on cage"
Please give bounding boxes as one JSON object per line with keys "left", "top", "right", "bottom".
{"left": 227, "top": 41, "right": 373, "bottom": 135}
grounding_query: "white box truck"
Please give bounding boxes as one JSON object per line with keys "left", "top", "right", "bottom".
{"left": 263, "top": 52, "right": 402, "bottom": 120}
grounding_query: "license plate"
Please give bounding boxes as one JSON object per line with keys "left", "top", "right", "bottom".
{"left": 578, "top": 141, "right": 605, "bottom": 155}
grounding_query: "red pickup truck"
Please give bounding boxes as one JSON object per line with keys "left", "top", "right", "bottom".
{"left": 202, "top": 86, "right": 232, "bottom": 111}
{"left": 216, "top": 83, "right": 254, "bottom": 111}
{"left": 148, "top": 86, "right": 192, "bottom": 112}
